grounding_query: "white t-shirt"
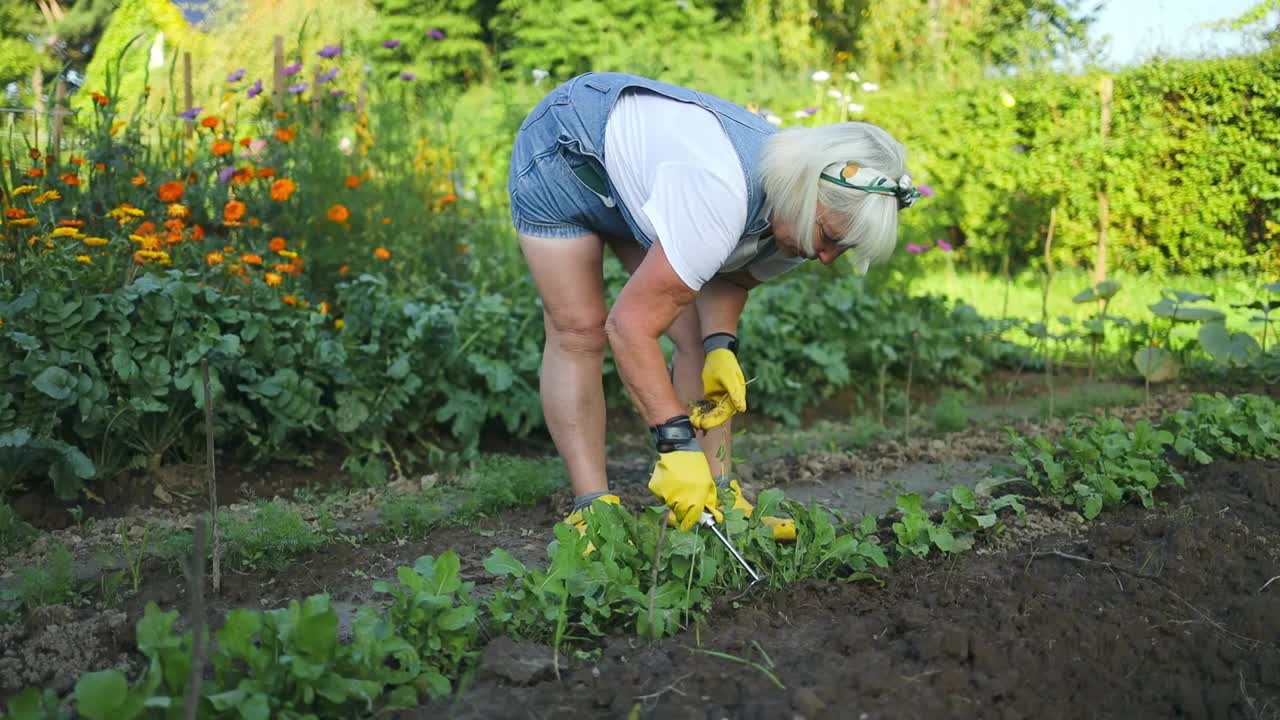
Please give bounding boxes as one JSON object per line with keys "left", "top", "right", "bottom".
{"left": 603, "top": 89, "right": 803, "bottom": 290}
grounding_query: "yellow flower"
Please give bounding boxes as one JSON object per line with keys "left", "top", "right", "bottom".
{"left": 277, "top": 249, "right": 298, "bottom": 259}
{"left": 51, "top": 227, "right": 81, "bottom": 238}
{"left": 33, "top": 190, "right": 61, "bottom": 205}
{"left": 82, "top": 237, "right": 109, "bottom": 247}
{"left": 109, "top": 120, "right": 127, "bottom": 136}
{"left": 76, "top": 255, "right": 92, "bottom": 264}
{"left": 318, "top": 301, "right": 330, "bottom": 315}
{"left": 13, "top": 185, "right": 37, "bottom": 196}
{"left": 5, "top": 217, "right": 36, "bottom": 227}
{"left": 167, "top": 203, "right": 190, "bottom": 219}
{"left": 205, "top": 251, "right": 224, "bottom": 266}
{"left": 133, "top": 249, "right": 171, "bottom": 265}
{"left": 334, "top": 319, "right": 345, "bottom": 329}
{"left": 264, "top": 272, "right": 283, "bottom": 287}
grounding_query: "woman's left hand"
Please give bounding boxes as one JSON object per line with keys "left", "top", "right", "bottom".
{"left": 690, "top": 334, "right": 746, "bottom": 430}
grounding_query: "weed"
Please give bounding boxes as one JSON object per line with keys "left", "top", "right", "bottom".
{"left": 16, "top": 542, "right": 78, "bottom": 611}
{"left": 930, "top": 389, "right": 971, "bottom": 433}
{"left": 220, "top": 501, "right": 324, "bottom": 573}
{"left": 0, "top": 502, "right": 36, "bottom": 555}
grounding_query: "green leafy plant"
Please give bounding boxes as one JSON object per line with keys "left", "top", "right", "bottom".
{"left": 219, "top": 501, "right": 323, "bottom": 573}
{"left": 1010, "top": 417, "right": 1183, "bottom": 519}
{"left": 372, "top": 552, "right": 479, "bottom": 699}
{"left": 1163, "top": 393, "right": 1280, "bottom": 463}
{"left": 1072, "top": 278, "right": 1121, "bottom": 379}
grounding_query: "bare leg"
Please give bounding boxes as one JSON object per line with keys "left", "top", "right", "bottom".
{"left": 519, "top": 232, "right": 608, "bottom": 497}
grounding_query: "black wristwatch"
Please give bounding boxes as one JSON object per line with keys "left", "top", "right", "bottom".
{"left": 703, "top": 332, "right": 738, "bottom": 355}
{"left": 653, "top": 415, "right": 699, "bottom": 453}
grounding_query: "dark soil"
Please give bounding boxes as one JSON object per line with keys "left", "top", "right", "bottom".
{"left": 409, "top": 459, "right": 1280, "bottom": 720}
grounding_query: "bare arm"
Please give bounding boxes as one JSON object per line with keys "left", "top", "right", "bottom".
{"left": 605, "top": 239, "right": 697, "bottom": 426}
{"left": 695, "top": 276, "right": 750, "bottom": 338}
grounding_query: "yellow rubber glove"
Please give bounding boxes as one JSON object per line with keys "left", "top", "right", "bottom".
{"left": 689, "top": 334, "right": 746, "bottom": 431}
{"left": 648, "top": 417, "right": 723, "bottom": 531}
{"left": 726, "top": 479, "right": 797, "bottom": 542}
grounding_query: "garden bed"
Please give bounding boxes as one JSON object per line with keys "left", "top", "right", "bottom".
{"left": 421, "top": 457, "right": 1280, "bottom": 719}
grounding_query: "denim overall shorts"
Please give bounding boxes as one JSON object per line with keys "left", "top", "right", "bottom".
{"left": 506, "top": 72, "right": 777, "bottom": 249}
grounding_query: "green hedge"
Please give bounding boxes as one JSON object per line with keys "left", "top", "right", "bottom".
{"left": 855, "top": 48, "right": 1280, "bottom": 275}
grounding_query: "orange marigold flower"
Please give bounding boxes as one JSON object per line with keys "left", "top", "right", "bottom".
{"left": 326, "top": 204, "right": 349, "bottom": 223}
{"left": 70, "top": 157, "right": 85, "bottom": 166}
{"left": 382, "top": 217, "right": 392, "bottom": 225}
{"left": 248, "top": 217, "right": 260, "bottom": 227}
{"left": 273, "top": 262, "right": 294, "bottom": 273}
{"left": 374, "top": 247, "right": 391, "bottom": 260}
{"left": 339, "top": 264, "right": 349, "bottom": 275}
{"left": 270, "top": 178, "right": 297, "bottom": 201}
{"left": 282, "top": 295, "right": 297, "bottom": 306}
{"left": 438, "top": 193, "right": 458, "bottom": 207}
{"left": 201, "top": 116, "right": 219, "bottom": 129}
{"left": 94, "top": 162, "right": 106, "bottom": 171}
{"left": 206, "top": 251, "right": 224, "bottom": 266}
{"left": 136, "top": 221, "right": 157, "bottom": 236}
{"left": 274, "top": 126, "right": 296, "bottom": 143}
{"left": 164, "top": 218, "right": 185, "bottom": 233}
{"left": 344, "top": 175, "right": 361, "bottom": 189}
{"left": 223, "top": 200, "right": 247, "bottom": 223}
{"left": 264, "top": 272, "right": 283, "bottom": 287}
{"left": 318, "top": 301, "right": 330, "bottom": 315}
{"left": 257, "top": 167, "right": 276, "bottom": 178}
{"left": 192, "top": 225, "right": 205, "bottom": 241}
{"left": 58, "top": 219, "right": 84, "bottom": 228}
{"left": 60, "top": 172, "right": 80, "bottom": 186}
{"left": 157, "top": 180, "right": 185, "bottom": 203}
{"left": 269, "top": 236, "right": 286, "bottom": 252}
{"left": 132, "top": 172, "right": 146, "bottom": 186}
{"left": 274, "top": 112, "right": 288, "bottom": 120}
{"left": 232, "top": 167, "right": 254, "bottom": 185}
{"left": 90, "top": 92, "right": 110, "bottom": 105}
{"left": 26, "top": 167, "right": 44, "bottom": 178}
{"left": 212, "top": 140, "right": 234, "bottom": 156}
{"left": 239, "top": 137, "right": 253, "bottom": 147}
{"left": 4, "top": 208, "right": 26, "bottom": 219}
{"left": 241, "top": 253, "right": 263, "bottom": 265}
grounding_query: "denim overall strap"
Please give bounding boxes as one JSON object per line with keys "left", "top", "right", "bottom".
{"left": 555, "top": 72, "right": 777, "bottom": 249}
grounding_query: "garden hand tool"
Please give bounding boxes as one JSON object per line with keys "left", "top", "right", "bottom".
{"left": 699, "top": 511, "right": 766, "bottom": 588}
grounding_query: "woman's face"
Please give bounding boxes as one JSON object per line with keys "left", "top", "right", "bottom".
{"left": 772, "top": 203, "right": 850, "bottom": 266}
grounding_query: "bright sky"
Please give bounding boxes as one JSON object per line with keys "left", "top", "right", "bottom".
{"left": 1088, "top": 0, "right": 1264, "bottom": 67}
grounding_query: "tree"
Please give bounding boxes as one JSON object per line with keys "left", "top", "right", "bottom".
{"left": 0, "top": 0, "right": 116, "bottom": 95}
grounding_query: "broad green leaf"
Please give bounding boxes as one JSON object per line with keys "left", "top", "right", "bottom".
{"left": 1197, "top": 322, "right": 1261, "bottom": 366}
{"left": 0, "top": 429, "right": 32, "bottom": 448}
{"left": 1133, "top": 347, "right": 1178, "bottom": 383}
{"left": 7, "top": 332, "right": 39, "bottom": 350}
{"left": 1083, "top": 495, "right": 1103, "bottom": 519}
{"left": 334, "top": 393, "right": 370, "bottom": 433}
{"left": 437, "top": 605, "right": 475, "bottom": 631}
{"left": 928, "top": 525, "right": 956, "bottom": 553}
{"left": 388, "top": 354, "right": 411, "bottom": 380}
{"left": 74, "top": 670, "right": 131, "bottom": 720}
{"left": 483, "top": 549, "right": 527, "bottom": 577}
{"left": 33, "top": 367, "right": 76, "bottom": 400}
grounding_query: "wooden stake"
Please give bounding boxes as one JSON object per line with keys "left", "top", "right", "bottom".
{"left": 273, "top": 35, "right": 285, "bottom": 115}
{"left": 1095, "top": 75, "right": 1113, "bottom": 286}
{"left": 50, "top": 79, "right": 66, "bottom": 165}
{"left": 31, "top": 65, "right": 43, "bottom": 149}
{"left": 1043, "top": 207, "right": 1058, "bottom": 419}
{"left": 201, "top": 358, "right": 220, "bottom": 595}
{"left": 183, "top": 515, "right": 207, "bottom": 719}
{"left": 183, "top": 51, "right": 194, "bottom": 137}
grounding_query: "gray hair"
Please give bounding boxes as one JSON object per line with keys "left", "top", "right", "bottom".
{"left": 759, "top": 121, "right": 911, "bottom": 272}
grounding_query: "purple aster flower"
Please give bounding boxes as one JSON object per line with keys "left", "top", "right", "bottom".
{"left": 427, "top": 29, "right": 445, "bottom": 40}
{"left": 317, "top": 44, "right": 342, "bottom": 58}
{"left": 178, "top": 106, "right": 202, "bottom": 120}
{"left": 247, "top": 79, "right": 263, "bottom": 98}
{"left": 317, "top": 68, "right": 339, "bottom": 83}
{"left": 227, "top": 68, "right": 246, "bottom": 83}
{"left": 283, "top": 62, "right": 302, "bottom": 77}
{"left": 936, "top": 239, "right": 953, "bottom": 252}
{"left": 330, "top": 89, "right": 346, "bottom": 97}
{"left": 382, "top": 39, "right": 401, "bottom": 49}
{"left": 287, "top": 82, "right": 308, "bottom": 94}
{"left": 905, "top": 243, "right": 931, "bottom": 254}
{"left": 399, "top": 71, "right": 416, "bottom": 81}
{"left": 217, "top": 166, "right": 235, "bottom": 184}
{"left": 917, "top": 183, "right": 935, "bottom": 198}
